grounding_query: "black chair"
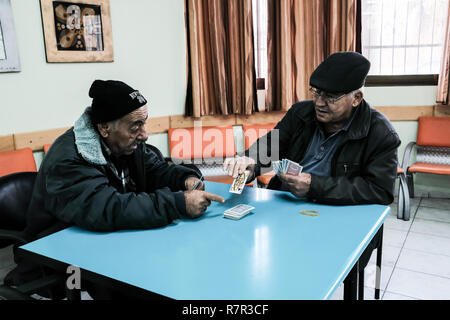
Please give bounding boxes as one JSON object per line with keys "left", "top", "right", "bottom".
{"left": 0, "top": 172, "right": 65, "bottom": 300}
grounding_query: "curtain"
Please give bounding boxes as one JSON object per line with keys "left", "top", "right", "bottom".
{"left": 266, "top": 0, "right": 358, "bottom": 111}
{"left": 185, "top": 0, "right": 257, "bottom": 117}
{"left": 437, "top": 2, "right": 450, "bottom": 105}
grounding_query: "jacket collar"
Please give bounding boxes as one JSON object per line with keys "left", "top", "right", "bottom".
{"left": 294, "top": 99, "right": 372, "bottom": 140}
{"left": 73, "top": 107, "right": 108, "bottom": 166}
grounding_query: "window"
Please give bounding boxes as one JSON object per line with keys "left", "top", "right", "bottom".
{"left": 362, "top": 0, "right": 448, "bottom": 76}
{"left": 252, "top": 0, "right": 268, "bottom": 80}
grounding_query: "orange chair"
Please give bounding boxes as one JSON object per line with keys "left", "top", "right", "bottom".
{"left": 0, "top": 148, "right": 37, "bottom": 178}
{"left": 43, "top": 144, "right": 51, "bottom": 153}
{"left": 242, "top": 123, "right": 277, "bottom": 187}
{"left": 168, "top": 125, "right": 248, "bottom": 185}
{"left": 400, "top": 116, "right": 450, "bottom": 220}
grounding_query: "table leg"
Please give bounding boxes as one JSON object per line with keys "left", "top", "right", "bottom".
{"left": 375, "top": 226, "right": 384, "bottom": 300}
{"left": 343, "top": 261, "right": 359, "bottom": 300}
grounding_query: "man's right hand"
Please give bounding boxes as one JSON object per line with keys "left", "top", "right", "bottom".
{"left": 223, "top": 156, "right": 256, "bottom": 178}
{"left": 184, "top": 190, "right": 225, "bottom": 218}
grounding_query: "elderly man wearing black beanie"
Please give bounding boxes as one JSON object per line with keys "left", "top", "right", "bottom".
{"left": 6, "top": 80, "right": 224, "bottom": 297}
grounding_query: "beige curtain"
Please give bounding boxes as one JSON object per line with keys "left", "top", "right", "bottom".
{"left": 185, "top": 0, "right": 257, "bottom": 117}
{"left": 266, "top": 0, "right": 358, "bottom": 111}
{"left": 437, "top": 2, "right": 450, "bottom": 105}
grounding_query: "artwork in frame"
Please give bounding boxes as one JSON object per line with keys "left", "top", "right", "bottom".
{"left": 40, "top": 0, "right": 113, "bottom": 62}
{"left": 0, "top": 0, "right": 21, "bottom": 72}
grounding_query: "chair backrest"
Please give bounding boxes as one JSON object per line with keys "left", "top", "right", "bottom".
{"left": 417, "top": 116, "right": 450, "bottom": 147}
{"left": 0, "top": 172, "right": 37, "bottom": 248}
{"left": 0, "top": 148, "right": 37, "bottom": 178}
{"left": 168, "top": 125, "right": 236, "bottom": 160}
{"left": 242, "top": 123, "right": 277, "bottom": 150}
{"left": 43, "top": 144, "right": 51, "bottom": 153}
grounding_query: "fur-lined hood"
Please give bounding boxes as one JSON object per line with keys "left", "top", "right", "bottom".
{"left": 73, "top": 107, "right": 107, "bottom": 166}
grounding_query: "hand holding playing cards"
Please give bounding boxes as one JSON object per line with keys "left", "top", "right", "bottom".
{"left": 184, "top": 190, "right": 225, "bottom": 218}
{"left": 279, "top": 173, "right": 312, "bottom": 198}
{"left": 223, "top": 156, "right": 256, "bottom": 179}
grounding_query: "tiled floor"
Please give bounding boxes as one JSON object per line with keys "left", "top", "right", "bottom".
{"left": 331, "top": 196, "right": 450, "bottom": 300}
{"left": 1, "top": 196, "right": 449, "bottom": 300}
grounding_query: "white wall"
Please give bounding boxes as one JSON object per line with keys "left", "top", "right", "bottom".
{"left": 0, "top": 0, "right": 186, "bottom": 158}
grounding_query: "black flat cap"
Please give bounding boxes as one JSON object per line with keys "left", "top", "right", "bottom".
{"left": 89, "top": 80, "right": 148, "bottom": 124}
{"left": 309, "top": 51, "right": 370, "bottom": 94}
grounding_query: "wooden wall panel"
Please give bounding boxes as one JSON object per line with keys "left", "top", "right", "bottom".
{"left": 170, "top": 114, "right": 236, "bottom": 128}
{"left": 145, "top": 116, "right": 170, "bottom": 134}
{"left": 13, "top": 127, "right": 70, "bottom": 151}
{"left": 373, "top": 105, "right": 434, "bottom": 121}
{"left": 236, "top": 111, "right": 286, "bottom": 125}
{"left": 0, "top": 135, "right": 15, "bottom": 152}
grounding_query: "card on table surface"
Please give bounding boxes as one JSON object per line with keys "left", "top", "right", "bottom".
{"left": 229, "top": 170, "right": 249, "bottom": 194}
{"left": 224, "top": 204, "right": 255, "bottom": 220}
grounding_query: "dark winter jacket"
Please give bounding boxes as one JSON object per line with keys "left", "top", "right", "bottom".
{"left": 24, "top": 108, "right": 200, "bottom": 241}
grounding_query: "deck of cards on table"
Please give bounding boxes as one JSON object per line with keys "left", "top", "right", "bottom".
{"left": 224, "top": 204, "right": 255, "bottom": 220}
{"left": 229, "top": 170, "right": 250, "bottom": 194}
{"left": 272, "top": 159, "right": 303, "bottom": 176}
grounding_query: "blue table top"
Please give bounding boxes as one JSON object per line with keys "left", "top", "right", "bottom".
{"left": 20, "top": 182, "right": 390, "bottom": 300}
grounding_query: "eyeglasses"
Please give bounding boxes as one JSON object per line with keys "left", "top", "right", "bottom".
{"left": 309, "top": 87, "right": 347, "bottom": 104}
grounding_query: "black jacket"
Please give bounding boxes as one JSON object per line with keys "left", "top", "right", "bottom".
{"left": 247, "top": 99, "right": 401, "bottom": 205}
{"left": 24, "top": 108, "right": 200, "bottom": 241}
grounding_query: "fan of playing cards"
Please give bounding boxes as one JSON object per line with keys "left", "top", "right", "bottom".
{"left": 272, "top": 159, "right": 303, "bottom": 176}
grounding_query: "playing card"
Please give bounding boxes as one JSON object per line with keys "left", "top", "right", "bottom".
{"left": 229, "top": 170, "right": 249, "bottom": 194}
{"left": 285, "top": 159, "right": 303, "bottom": 176}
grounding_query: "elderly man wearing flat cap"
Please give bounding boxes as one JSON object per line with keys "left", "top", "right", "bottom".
{"left": 224, "top": 51, "right": 400, "bottom": 205}
{"left": 6, "top": 80, "right": 224, "bottom": 291}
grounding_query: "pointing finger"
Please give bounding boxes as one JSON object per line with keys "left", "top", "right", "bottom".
{"left": 204, "top": 192, "right": 225, "bottom": 203}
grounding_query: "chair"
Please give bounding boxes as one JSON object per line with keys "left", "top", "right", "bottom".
{"left": 396, "top": 167, "right": 410, "bottom": 221}
{"left": 0, "top": 148, "right": 37, "bottom": 178}
{"left": 242, "top": 123, "right": 277, "bottom": 187}
{"left": 400, "top": 116, "right": 450, "bottom": 221}
{"left": 168, "top": 125, "right": 251, "bottom": 185}
{"left": 0, "top": 172, "right": 65, "bottom": 300}
{"left": 43, "top": 144, "right": 51, "bottom": 153}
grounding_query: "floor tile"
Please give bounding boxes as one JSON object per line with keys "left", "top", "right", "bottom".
{"left": 382, "top": 229, "right": 408, "bottom": 248}
{"left": 396, "top": 248, "right": 450, "bottom": 278}
{"left": 386, "top": 268, "right": 450, "bottom": 300}
{"left": 368, "top": 244, "right": 402, "bottom": 267}
{"left": 382, "top": 291, "right": 419, "bottom": 300}
{"left": 363, "top": 263, "right": 394, "bottom": 291}
{"left": 410, "top": 218, "right": 450, "bottom": 239}
{"left": 415, "top": 206, "right": 450, "bottom": 223}
{"left": 404, "top": 232, "right": 450, "bottom": 257}
{"left": 329, "top": 285, "right": 343, "bottom": 300}
{"left": 420, "top": 198, "right": 450, "bottom": 210}
{"left": 384, "top": 215, "right": 413, "bottom": 232}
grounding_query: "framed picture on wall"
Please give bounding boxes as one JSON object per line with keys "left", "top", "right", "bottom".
{"left": 0, "top": 0, "right": 21, "bottom": 72}
{"left": 40, "top": 0, "right": 113, "bottom": 62}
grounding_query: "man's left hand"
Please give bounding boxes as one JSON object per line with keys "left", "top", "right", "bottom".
{"left": 279, "top": 173, "right": 312, "bottom": 198}
{"left": 185, "top": 176, "right": 204, "bottom": 191}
